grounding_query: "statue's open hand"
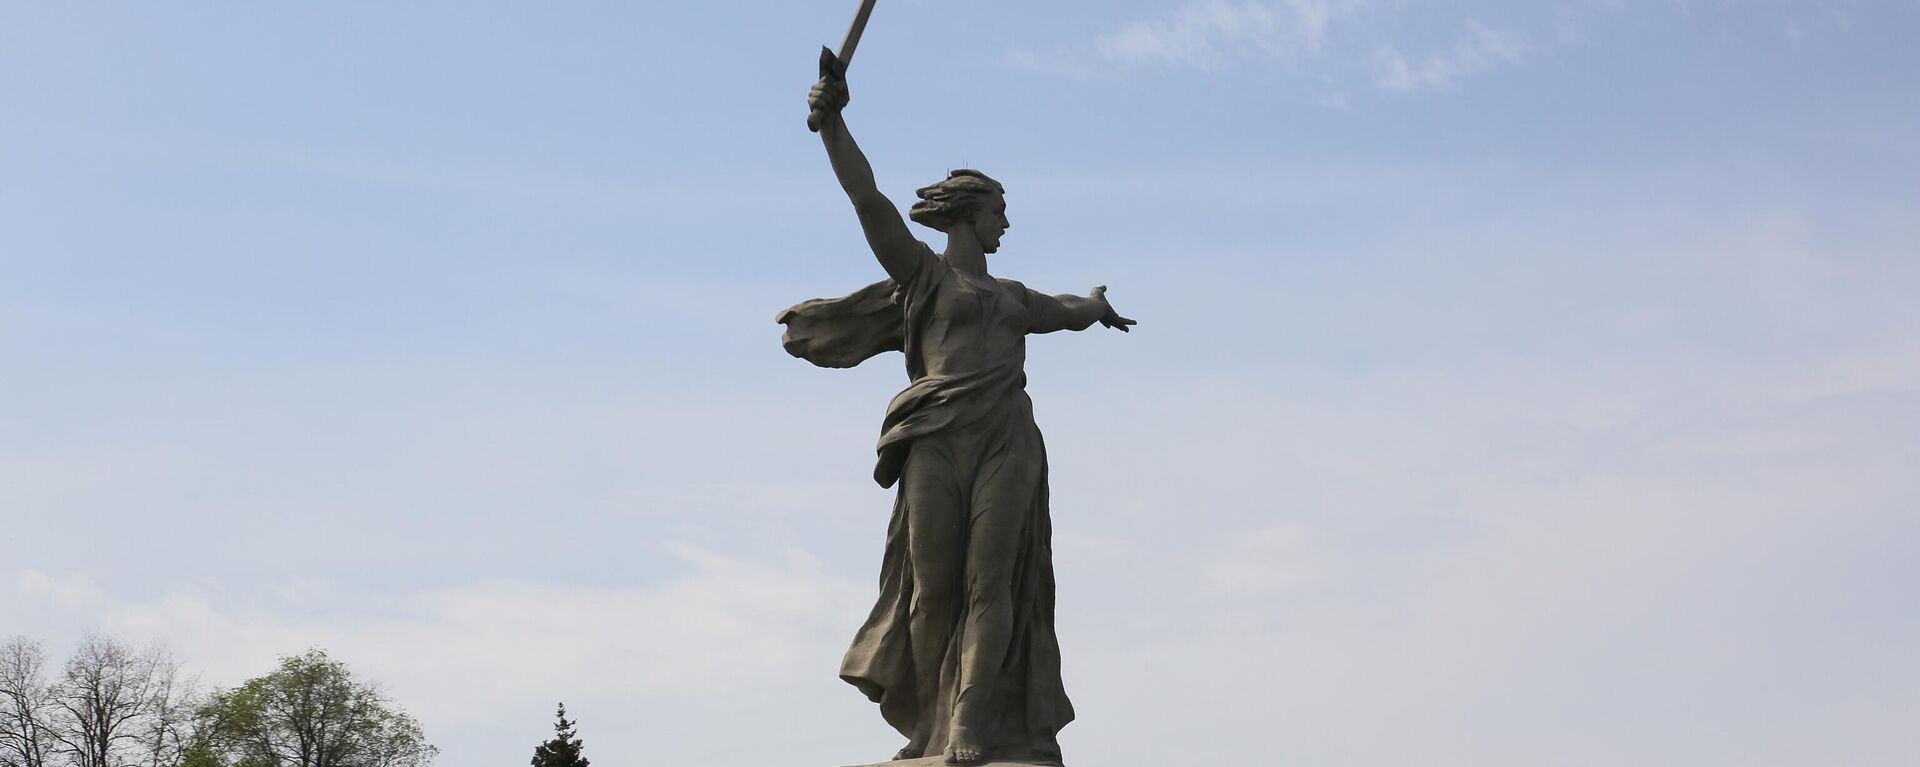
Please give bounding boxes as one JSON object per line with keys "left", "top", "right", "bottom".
{"left": 1091, "top": 286, "right": 1137, "bottom": 332}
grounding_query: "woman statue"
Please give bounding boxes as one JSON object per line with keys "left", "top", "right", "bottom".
{"left": 778, "top": 71, "right": 1135, "bottom": 766}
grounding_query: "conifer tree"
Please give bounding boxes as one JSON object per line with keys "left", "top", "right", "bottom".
{"left": 530, "top": 703, "right": 589, "bottom": 767}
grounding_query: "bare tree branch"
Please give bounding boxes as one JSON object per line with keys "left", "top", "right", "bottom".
{"left": 0, "top": 638, "right": 54, "bottom": 767}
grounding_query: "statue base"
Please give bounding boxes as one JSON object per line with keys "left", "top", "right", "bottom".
{"left": 843, "top": 759, "right": 1063, "bottom": 767}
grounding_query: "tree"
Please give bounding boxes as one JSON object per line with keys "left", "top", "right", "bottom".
{"left": 527, "top": 705, "right": 586, "bottom": 767}
{"left": 132, "top": 659, "right": 197, "bottom": 767}
{"left": 0, "top": 637, "right": 53, "bottom": 767}
{"left": 44, "top": 635, "right": 182, "bottom": 767}
{"left": 196, "top": 649, "right": 435, "bottom": 767}
{"left": 4, "top": 636, "right": 191, "bottom": 767}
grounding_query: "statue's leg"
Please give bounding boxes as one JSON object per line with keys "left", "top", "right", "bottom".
{"left": 902, "top": 442, "right": 966, "bottom": 759}
{"left": 948, "top": 438, "right": 1045, "bottom": 763}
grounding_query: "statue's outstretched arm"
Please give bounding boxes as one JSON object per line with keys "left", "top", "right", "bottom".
{"left": 1025, "top": 285, "right": 1137, "bottom": 335}
{"left": 809, "top": 76, "right": 923, "bottom": 284}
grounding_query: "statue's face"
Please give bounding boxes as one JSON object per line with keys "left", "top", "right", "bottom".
{"left": 971, "top": 193, "right": 1010, "bottom": 254}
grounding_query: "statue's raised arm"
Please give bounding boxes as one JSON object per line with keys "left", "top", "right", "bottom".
{"left": 809, "top": 75, "right": 924, "bottom": 284}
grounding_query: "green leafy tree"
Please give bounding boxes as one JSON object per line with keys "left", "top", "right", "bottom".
{"left": 173, "top": 737, "right": 223, "bottom": 767}
{"left": 527, "top": 705, "right": 586, "bottom": 767}
{"left": 196, "top": 649, "right": 435, "bottom": 767}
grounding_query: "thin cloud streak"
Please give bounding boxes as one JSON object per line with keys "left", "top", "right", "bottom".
{"left": 1006, "top": 2, "right": 1541, "bottom": 95}
{"left": 1006, "top": 0, "right": 1357, "bottom": 78}
{"left": 1374, "top": 20, "right": 1531, "bottom": 92}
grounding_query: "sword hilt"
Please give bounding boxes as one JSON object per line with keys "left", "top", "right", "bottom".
{"left": 807, "top": 47, "right": 848, "bottom": 133}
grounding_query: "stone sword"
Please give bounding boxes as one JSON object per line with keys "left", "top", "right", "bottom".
{"left": 807, "top": 0, "right": 880, "bottom": 132}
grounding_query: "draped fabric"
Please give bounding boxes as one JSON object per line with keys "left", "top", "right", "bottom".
{"left": 776, "top": 278, "right": 902, "bottom": 370}
{"left": 777, "top": 246, "right": 1074, "bottom": 764}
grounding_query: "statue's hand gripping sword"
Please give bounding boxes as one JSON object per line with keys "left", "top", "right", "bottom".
{"left": 807, "top": 0, "right": 880, "bottom": 132}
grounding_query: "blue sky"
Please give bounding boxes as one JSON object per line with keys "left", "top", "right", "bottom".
{"left": 4, "top": 1, "right": 1918, "bottom": 765}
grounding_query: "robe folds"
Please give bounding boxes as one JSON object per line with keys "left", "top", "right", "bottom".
{"left": 777, "top": 246, "right": 1074, "bottom": 764}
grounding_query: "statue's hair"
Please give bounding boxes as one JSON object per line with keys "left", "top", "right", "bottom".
{"left": 908, "top": 169, "right": 1005, "bottom": 231}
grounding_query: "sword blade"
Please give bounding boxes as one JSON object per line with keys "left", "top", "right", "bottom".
{"left": 835, "top": 0, "right": 879, "bottom": 67}
{"left": 808, "top": 0, "right": 880, "bottom": 132}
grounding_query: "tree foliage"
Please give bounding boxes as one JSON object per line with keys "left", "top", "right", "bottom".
{"left": 195, "top": 649, "right": 435, "bottom": 767}
{"left": 527, "top": 705, "right": 586, "bottom": 767}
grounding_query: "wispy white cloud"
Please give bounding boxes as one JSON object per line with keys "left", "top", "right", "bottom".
{"left": 1006, "top": 0, "right": 1357, "bottom": 77}
{"left": 1551, "top": 0, "right": 1626, "bottom": 45}
{"left": 1009, "top": 2, "right": 1550, "bottom": 97}
{"left": 1097, "top": 0, "right": 1338, "bottom": 68}
{"left": 12, "top": 545, "right": 867, "bottom": 735}
{"left": 1373, "top": 20, "right": 1531, "bottom": 92}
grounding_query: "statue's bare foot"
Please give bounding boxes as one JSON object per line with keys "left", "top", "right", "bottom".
{"left": 944, "top": 738, "right": 983, "bottom": 766}
{"left": 892, "top": 743, "right": 921, "bottom": 761}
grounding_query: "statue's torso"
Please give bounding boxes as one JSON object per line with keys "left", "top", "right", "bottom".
{"left": 913, "top": 265, "right": 1028, "bottom": 381}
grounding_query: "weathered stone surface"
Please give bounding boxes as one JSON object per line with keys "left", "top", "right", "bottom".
{"left": 792, "top": 21, "right": 1134, "bottom": 766}
{"left": 842, "top": 758, "right": 1063, "bottom": 767}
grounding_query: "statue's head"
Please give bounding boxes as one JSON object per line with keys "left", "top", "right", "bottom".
{"left": 910, "top": 169, "right": 1009, "bottom": 253}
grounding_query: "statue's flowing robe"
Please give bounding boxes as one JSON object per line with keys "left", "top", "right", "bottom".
{"left": 778, "top": 246, "right": 1074, "bottom": 764}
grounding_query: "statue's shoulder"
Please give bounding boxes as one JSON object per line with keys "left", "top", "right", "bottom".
{"left": 995, "top": 277, "right": 1033, "bottom": 304}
